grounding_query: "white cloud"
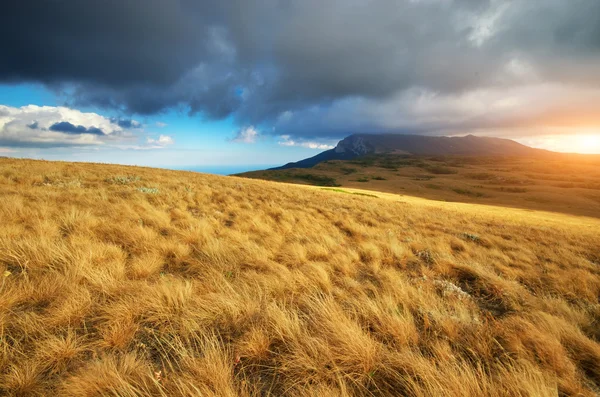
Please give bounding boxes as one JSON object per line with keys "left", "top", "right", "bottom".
{"left": 231, "top": 126, "right": 259, "bottom": 144}
{"left": 0, "top": 105, "right": 178, "bottom": 151}
{"left": 146, "top": 135, "right": 174, "bottom": 148}
{"left": 277, "top": 111, "right": 293, "bottom": 123}
{"left": 468, "top": 2, "right": 511, "bottom": 47}
{"left": 156, "top": 122, "right": 168, "bottom": 128}
{"left": 278, "top": 135, "right": 335, "bottom": 150}
{"left": 0, "top": 105, "right": 131, "bottom": 147}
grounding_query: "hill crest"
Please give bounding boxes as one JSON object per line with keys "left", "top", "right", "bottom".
{"left": 273, "top": 134, "right": 542, "bottom": 170}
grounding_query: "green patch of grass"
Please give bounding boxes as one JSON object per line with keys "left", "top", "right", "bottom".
{"left": 106, "top": 175, "right": 141, "bottom": 184}
{"left": 352, "top": 192, "right": 378, "bottom": 198}
{"left": 466, "top": 172, "right": 496, "bottom": 180}
{"left": 355, "top": 177, "right": 370, "bottom": 182}
{"left": 36, "top": 178, "right": 83, "bottom": 188}
{"left": 462, "top": 233, "right": 481, "bottom": 243}
{"left": 525, "top": 196, "right": 550, "bottom": 204}
{"left": 452, "top": 188, "right": 484, "bottom": 198}
{"left": 340, "top": 167, "right": 358, "bottom": 175}
{"left": 499, "top": 187, "right": 528, "bottom": 193}
{"left": 349, "top": 157, "right": 376, "bottom": 167}
{"left": 321, "top": 188, "right": 378, "bottom": 198}
{"left": 378, "top": 157, "right": 426, "bottom": 169}
{"left": 426, "top": 165, "right": 458, "bottom": 175}
{"left": 377, "top": 160, "right": 401, "bottom": 170}
{"left": 427, "top": 156, "right": 448, "bottom": 163}
{"left": 490, "top": 176, "right": 531, "bottom": 185}
{"left": 321, "top": 188, "right": 348, "bottom": 194}
{"left": 413, "top": 175, "right": 434, "bottom": 181}
{"left": 252, "top": 171, "right": 340, "bottom": 187}
{"left": 554, "top": 182, "right": 576, "bottom": 189}
{"left": 293, "top": 174, "right": 340, "bottom": 187}
{"left": 372, "top": 176, "right": 387, "bottom": 181}
{"left": 138, "top": 187, "right": 159, "bottom": 194}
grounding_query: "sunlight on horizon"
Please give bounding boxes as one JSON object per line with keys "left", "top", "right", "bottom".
{"left": 575, "top": 134, "right": 600, "bottom": 154}
{"left": 517, "top": 133, "right": 600, "bottom": 154}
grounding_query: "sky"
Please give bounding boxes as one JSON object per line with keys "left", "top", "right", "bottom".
{"left": 1, "top": 0, "right": 600, "bottom": 171}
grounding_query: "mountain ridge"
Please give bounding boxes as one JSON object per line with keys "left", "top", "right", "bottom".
{"left": 272, "top": 134, "right": 544, "bottom": 170}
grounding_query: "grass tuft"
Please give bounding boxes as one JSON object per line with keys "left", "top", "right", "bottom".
{"left": 106, "top": 175, "right": 141, "bottom": 185}
{"left": 138, "top": 187, "right": 160, "bottom": 194}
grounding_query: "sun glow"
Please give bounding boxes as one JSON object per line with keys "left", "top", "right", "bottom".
{"left": 575, "top": 134, "right": 600, "bottom": 154}
{"left": 517, "top": 132, "right": 600, "bottom": 154}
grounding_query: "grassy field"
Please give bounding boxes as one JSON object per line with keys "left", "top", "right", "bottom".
{"left": 239, "top": 154, "right": 600, "bottom": 218}
{"left": 1, "top": 158, "right": 600, "bottom": 396}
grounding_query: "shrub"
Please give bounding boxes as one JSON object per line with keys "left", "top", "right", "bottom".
{"left": 413, "top": 175, "right": 434, "bottom": 181}
{"left": 107, "top": 175, "right": 140, "bottom": 184}
{"left": 500, "top": 187, "right": 528, "bottom": 193}
{"left": 138, "top": 187, "right": 159, "bottom": 194}
{"left": 462, "top": 233, "right": 481, "bottom": 243}
{"left": 453, "top": 188, "right": 484, "bottom": 198}
{"left": 340, "top": 167, "right": 357, "bottom": 175}
{"left": 293, "top": 174, "right": 340, "bottom": 187}
{"left": 466, "top": 172, "right": 496, "bottom": 180}
{"left": 426, "top": 165, "right": 458, "bottom": 175}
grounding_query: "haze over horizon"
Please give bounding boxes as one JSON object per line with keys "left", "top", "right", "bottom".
{"left": 2, "top": 0, "right": 600, "bottom": 168}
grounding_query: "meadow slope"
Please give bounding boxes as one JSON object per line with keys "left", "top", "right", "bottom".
{"left": 240, "top": 154, "right": 600, "bottom": 218}
{"left": 1, "top": 158, "right": 600, "bottom": 396}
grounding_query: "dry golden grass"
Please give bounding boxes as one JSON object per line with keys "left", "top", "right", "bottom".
{"left": 1, "top": 158, "right": 599, "bottom": 396}
{"left": 241, "top": 154, "right": 600, "bottom": 218}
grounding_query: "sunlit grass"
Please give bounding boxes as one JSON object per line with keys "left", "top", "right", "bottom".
{"left": 0, "top": 158, "right": 599, "bottom": 396}
{"left": 241, "top": 153, "right": 600, "bottom": 218}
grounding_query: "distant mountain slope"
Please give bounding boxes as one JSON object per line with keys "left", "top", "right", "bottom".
{"left": 272, "top": 134, "right": 542, "bottom": 170}
{"left": 270, "top": 148, "right": 355, "bottom": 170}
{"left": 240, "top": 152, "right": 600, "bottom": 218}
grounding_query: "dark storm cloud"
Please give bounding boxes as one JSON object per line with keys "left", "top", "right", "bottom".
{"left": 0, "top": 0, "right": 217, "bottom": 86}
{"left": 2, "top": 0, "right": 600, "bottom": 138}
{"left": 49, "top": 122, "right": 104, "bottom": 135}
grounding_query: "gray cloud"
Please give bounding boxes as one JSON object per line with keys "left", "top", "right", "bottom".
{"left": 49, "top": 121, "right": 105, "bottom": 135}
{"left": 0, "top": 0, "right": 215, "bottom": 86}
{"left": 110, "top": 118, "right": 141, "bottom": 129}
{"left": 2, "top": 0, "right": 600, "bottom": 139}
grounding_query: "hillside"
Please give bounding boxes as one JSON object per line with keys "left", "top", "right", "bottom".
{"left": 240, "top": 153, "right": 600, "bottom": 218}
{"left": 1, "top": 158, "right": 600, "bottom": 396}
{"left": 273, "top": 134, "right": 542, "bottom": 170}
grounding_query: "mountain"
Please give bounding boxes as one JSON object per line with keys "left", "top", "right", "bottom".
{"left": 272, "top": 134, "right": 541, "bottom": 170}
{"left": 270, "top": 148, "right": 355, "bottom": 169}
